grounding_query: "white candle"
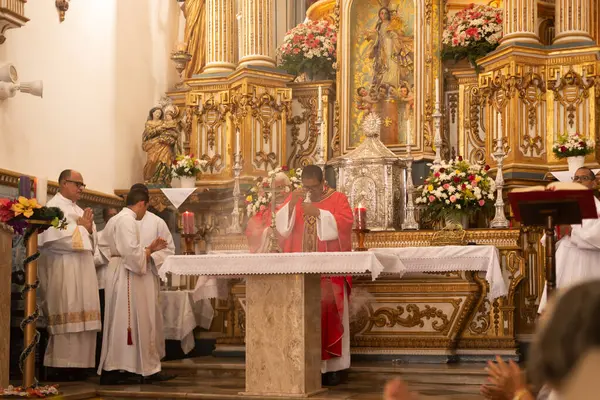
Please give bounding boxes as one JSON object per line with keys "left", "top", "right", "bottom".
{"left": 35, "top": 176, "right": 47, "bottom": 206}
{"left": 556, "top": 70, "right": 560, "bottom": 81}
{"left": 236, "top": 128, "right": 241, "bottom": 156}
{"left": 318, "top": 85, "right": 323, "bottom": 115}
{"left": 497, "top": 112, "right": 503, "bottom": 136}
{"left": 406, "top": 118, "right": 411, "bottom": 146}
{"left": 435, "top": 78, "right": 440, "bottom": 104}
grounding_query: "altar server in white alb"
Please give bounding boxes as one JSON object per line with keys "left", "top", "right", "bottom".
{"left": 38, "top": 169, "right": 101, "bottom": 378}
{"left": 129, "top": 183, "right": 176, "bottom": 366}
{"left": 539, "top": 167, "right": 600, "bottom": 312}
{"left": 97, "top": 188, "right": 171, "bottom": 385}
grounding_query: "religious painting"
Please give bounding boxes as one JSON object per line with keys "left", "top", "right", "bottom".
{"left": 349, "top": 0, "right": 415, "bottom": 146}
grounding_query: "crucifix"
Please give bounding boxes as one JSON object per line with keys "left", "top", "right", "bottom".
{"left": 264, "top": 184, "right": 282, "bottom": 253}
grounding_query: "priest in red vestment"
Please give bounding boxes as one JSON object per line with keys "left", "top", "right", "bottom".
{"left": 274, "top": 165, "right": 353, "bottom": 386}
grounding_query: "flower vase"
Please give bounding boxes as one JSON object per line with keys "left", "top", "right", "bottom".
{"left": 445, "top": 214, "right": 469, "bottom": 229}
{"left": 179, "top": 176, "right": 196, "bottom": 189}
{"left": 567, "top": 156, "right": 585, "bottom": 177}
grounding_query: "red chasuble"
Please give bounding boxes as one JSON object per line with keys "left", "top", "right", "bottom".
{"left": 279, "top": 187, "right": 354, "bottom": 361}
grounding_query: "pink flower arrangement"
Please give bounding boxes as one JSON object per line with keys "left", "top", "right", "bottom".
{"left": 441, "top": 4, "right": 503, "bottom": 70}
{"left": 277, "top": 19, "right": 337, "bottom": 79}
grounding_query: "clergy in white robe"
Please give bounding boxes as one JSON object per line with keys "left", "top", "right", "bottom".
{"left": 539, "top": 168, "right": 600, "bottom": 312}
{"left": 98, "top": 189, "right": 169, "bottom": 382}
{"left": 137, "top": 208, "right": 175, "bottom": 360}
{"left": 38, "top": 170, "right": 101, "bottom": 370}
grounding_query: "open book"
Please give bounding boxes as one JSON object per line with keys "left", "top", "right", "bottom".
{"left": 511, "top": 181, "right": 589, "bottom": 193}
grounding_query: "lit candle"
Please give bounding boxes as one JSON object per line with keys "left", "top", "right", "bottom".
{"left": 317, "top": 85, "right": 323, "bottom": 115}
{"left": 435, "top": 78, "right": 440, "bottom": 104}
{"left": 35, "top": 176, "right": 48, "bottom": 206}
{"left": 354, "top": 202, "right": 367, "bottom": 230}
{"left": 182, "top": 211, "right": 195, "bottom": 235}
{"left": 18, "top": 176, "right": 31, "bottom": 198}
{"left": 406, "top": 118, "right": 411, "bottom": 146}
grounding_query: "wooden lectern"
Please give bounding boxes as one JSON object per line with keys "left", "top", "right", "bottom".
{"left": 508, "top": 190, "right": 597, "bottom": 297}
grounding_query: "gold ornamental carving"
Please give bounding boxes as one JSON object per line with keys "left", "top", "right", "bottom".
{"left": 370, "top": 304, "right": 451, "bottom": 332}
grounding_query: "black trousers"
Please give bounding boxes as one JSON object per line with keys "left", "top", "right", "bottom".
{"left": 95, "top": 289, "right": 105, "bottom": 368}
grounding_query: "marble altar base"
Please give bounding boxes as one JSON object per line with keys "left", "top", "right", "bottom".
{"left": 244, "top": 274, "right": 326, "bottom": 397}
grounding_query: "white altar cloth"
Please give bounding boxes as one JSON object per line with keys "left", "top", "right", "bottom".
{"left": 372, "top": 245, "right": 507, "bottom": 300}
{"left": 160, "top": 290, "right": 214, "bottom": 354}
{"left": 158, "top": 251, "right": 404, "bottom": 281}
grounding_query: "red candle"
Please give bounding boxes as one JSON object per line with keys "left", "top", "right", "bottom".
{"left": 354, "top": 203, "right": 367, "bottom": 230}
{"left": 182, "top": 211, "right": 195, "bottom": 235}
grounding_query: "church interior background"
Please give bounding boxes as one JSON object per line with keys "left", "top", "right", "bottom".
{"left": 1, "top": 0, "right": 599, "bottom": 398}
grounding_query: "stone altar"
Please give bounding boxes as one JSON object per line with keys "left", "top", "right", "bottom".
{"left": 159, "top": 251, "right": 403, "bottom": 397}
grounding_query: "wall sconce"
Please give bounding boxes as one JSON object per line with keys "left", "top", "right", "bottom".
{"left": 0, "top": 63, "right": 43, "bottom": 101}
{"left": 55, "top": 0, "right": 69, "bottom": 23}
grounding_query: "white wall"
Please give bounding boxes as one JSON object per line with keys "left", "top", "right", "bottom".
{"left": 0, "top": 0, "right": 181, "bottom": 193}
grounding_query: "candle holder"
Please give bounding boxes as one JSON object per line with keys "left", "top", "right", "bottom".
{"left": 402, "top": 143, "right": 419, "bottom": 230}
{"left": 432, "top": 99, "right": 443, "bottom": 167}
{"left": 181, "top": 233, "right": 196, "bottom": 255}
{"left": 490, "top": 135, "right": 509, "bottom": 228}
{"left": 229, "top": 146, "right": 243, "bottom": 234}
{"left": 267, "top": 217, "right": 281, "bottom": 253}
{"left": 353, "top": 228, "right": 370, "bottom": 251}
{"left": 170, "top": 49, "right": 192, "bottom": 88}
{"left": 315, "top": 86, "right": 326, "bottom": 172}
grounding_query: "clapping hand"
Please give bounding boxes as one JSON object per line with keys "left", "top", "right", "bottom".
{"left": 77, "top": 208, "right": 94, "bottom": 234}
{"left": 480, "top": 356, "right": 528, "bottom": 400}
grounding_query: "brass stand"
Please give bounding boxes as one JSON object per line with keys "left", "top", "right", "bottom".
{"left": 353, "top": 228, "right": 370, "bottom": 251}
{"left": 267, "top": 216, "right": 281, "bottom": 253}
{"left": 23, "top": 230, "right": 39, "bottom": 388}
{"left": 181, "top": 233, "right": 196, "bottom": 290}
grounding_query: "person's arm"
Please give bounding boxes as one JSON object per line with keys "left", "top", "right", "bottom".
{"left": 315, "top": 194, "right": 354, "bottom": 243}
{"left": 570, "top": 220, "right": 600, "bottom": 250}
{"left": 151, "top": 219, "right": 176, "bottom": 269}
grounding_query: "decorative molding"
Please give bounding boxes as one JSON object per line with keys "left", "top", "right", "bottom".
{"left": 55, "top": 0, "right": 69, "bottom": 23}
{"left": 0, "top": 168, "right": 123, "bottom": 207}
{"left": 0, "top": 0, "right": 28, "bottom": 44}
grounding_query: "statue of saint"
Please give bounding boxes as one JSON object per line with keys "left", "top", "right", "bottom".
{"left": 142, "top": 107, "right": 180, "bottom": 184}
{"left": 182, "top": 0, "right": 206, "bottom": 78}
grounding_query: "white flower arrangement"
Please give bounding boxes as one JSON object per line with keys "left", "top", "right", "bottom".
{"left": 416, "top": 157, "right": 496, "bottom": 222}
{"left": 552, "top": 132, "right": 594, "bottom": 159}
{"left": 277, "top": 19, "right": 337, "bottom": 79}
{"left": 245, "top": 166, "right": 302, "bottom": 217}
{"left": 441, "top": 4, "right": 503, "bottom": 69}
{"left": 171, "top": 154, "right": 208, "bottom": 178}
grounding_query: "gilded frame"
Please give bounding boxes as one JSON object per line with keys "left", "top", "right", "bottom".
{"left": 337, "top": 0, "right": 443, "bottom": 158}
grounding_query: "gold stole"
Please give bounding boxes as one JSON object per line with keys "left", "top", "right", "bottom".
{"left": 301, "top": 188, "right": 336, "bottom": 253}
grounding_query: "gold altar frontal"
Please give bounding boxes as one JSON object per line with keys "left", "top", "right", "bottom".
{"left": 207, "top": 228, "right": 539, "bottom": 362}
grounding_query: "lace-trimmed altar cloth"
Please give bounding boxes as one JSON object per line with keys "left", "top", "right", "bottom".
{"left": 159, "top": 290, "right": 214, "bottom": 354}
{"left": 158, "top": 251, "right": 405, "bottom": 284}
{"left": 371, "top": 245, "right": 507, "bottom": 300}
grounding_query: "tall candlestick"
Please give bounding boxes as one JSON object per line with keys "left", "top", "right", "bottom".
{"left": 182, "top": 211, "right": 195, "bottom": 235}
{"left": 354, "top": 202, "right": 367, "bottom": 230}
{"left": 406, "top": 118, "right": 411, "bottom": 146}
{"left": 35, "top": 177, "right": 47, "bottom": 206}
{"left": 435, "top": 78, "right": 440, "bottom": 104}
{"left": 18, "top": 176, "right": 31, "bottom": 198}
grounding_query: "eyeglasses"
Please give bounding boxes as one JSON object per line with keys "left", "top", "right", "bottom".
{"left": 573, "top": 175, "right": 594, "bottom": 182}
{"left": 66, "top": 180, "right": 86, "bottom": 189}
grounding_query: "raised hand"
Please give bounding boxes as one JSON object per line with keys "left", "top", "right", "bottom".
{"left": 290, "top": 188, "right": 306, "bottom": 206}
{"left": 301, "top": 203, "right": 320, "bottom": 217}
{"left": 149, "top": 237, "right": 168, "bottom": 253}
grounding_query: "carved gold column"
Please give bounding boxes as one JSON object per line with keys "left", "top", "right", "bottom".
{"left": 204, "top": 0, "right": 237, "bottom": 73}
{"left": 499, "top": 0, "right": 541, "bottom": 46}
{"left": 553, "top": 0, "right": 595, "bottom": 44}
{"left": 238, "top": 0, "right": 276, "bottom": 68}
